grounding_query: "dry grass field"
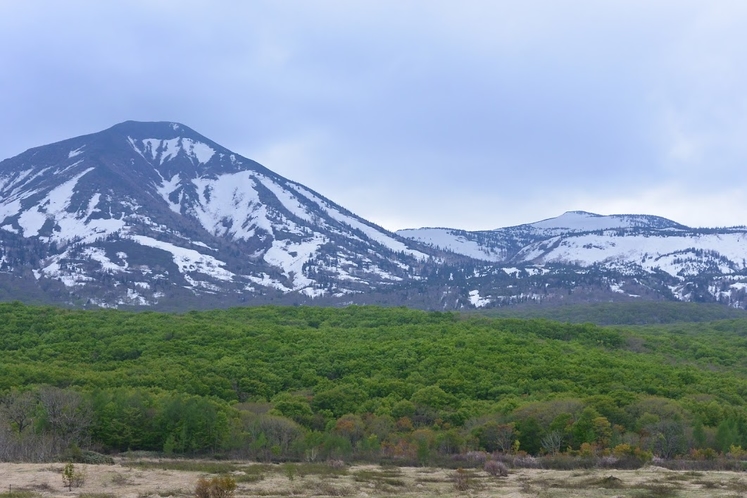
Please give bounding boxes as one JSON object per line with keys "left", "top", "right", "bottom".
{"left": 2, "top": 459, "right": 747, "bottom": 498}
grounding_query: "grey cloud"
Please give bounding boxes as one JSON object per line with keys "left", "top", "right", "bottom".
{"left": 2, "top": 1, "right": 747, "bottom": 230}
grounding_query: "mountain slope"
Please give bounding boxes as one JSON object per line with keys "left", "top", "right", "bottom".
{"left": 0, "top": 121, "right": 433, "bottom": 308}
{"left": 398, "top": 211, "right": 747, "bottom": 308}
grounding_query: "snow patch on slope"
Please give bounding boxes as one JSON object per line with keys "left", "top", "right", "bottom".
{"left": 129, "top": 235, "right": 234, "bottom": 282}
{"left": 16, "top": 167, "right": 99, "bottom": 239}
{"left": 263, "top": 235, "right": 326, "bottom": 290}
{"left": 191, "top": 172, "right": 273, "bottom": 238}
{"left": 522, "top": 232, "right": 747, "bottom": 279}
{"left": 182, "top": 139, "right": 215, "bottom": 164}
{"left": 139, "top": 137, "right": 215, "bottom": 165}
{"left": 398, "top": 228, "right": 506, "bottom": 261}
{"left": 257, "top": 176, "right": 314, "bottom": 223}
{"left": 68, "top": 146, "right": 85, "bottom": 159}
{"left": 469, "top": 289, "right": 491, "bottom": 308}
{"left": 81, "top": 247, "right": 128, "bottom": 272}
{"left": 156, "top": 172, "right": 182, "bottom": 214}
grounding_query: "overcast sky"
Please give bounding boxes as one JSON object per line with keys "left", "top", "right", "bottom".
{"left": 1, "top": 1, "right": 747, "bottom": 231}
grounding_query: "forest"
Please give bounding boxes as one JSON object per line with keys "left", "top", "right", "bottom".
{"left": 1, "top": 302, "right": 747, "bottom": 466}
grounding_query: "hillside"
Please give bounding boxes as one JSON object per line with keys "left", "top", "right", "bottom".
{"left": 2, "top": 303, "right": 747, "bottom": 462}
{"left": 399, "top": 212, "right": 747, "bottom": 309}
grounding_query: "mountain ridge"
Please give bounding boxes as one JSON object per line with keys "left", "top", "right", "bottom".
{"left": 1, "top": 121, "right": 746, "bottom": 310}
{"left": 398, "top": 210, "right": 747, "bottom": 309}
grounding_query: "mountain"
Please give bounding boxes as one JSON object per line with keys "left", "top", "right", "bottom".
{"left": 398, "top": 211, "right": 747, "bottom": 309}
{"left": 398, "top": 211, "right": 688, "bottom": 262}
{"left": 1, "top": 122, "right": 746, "bottom": 311}
{"left": 0, "top": 121, "right": 438, "bottom": 308}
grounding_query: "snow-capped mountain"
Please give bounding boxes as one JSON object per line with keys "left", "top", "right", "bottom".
{"left": 398, "top": 211, "right": 747, "bottom": 308}
{"left": 398, "top": 211, "right": 687, "bottom": 262}
{"left": 0, "top": 121, "right": 433, "bottom": 308}
{"left": 1, "top": 122, "right": 746, "bottom": 311}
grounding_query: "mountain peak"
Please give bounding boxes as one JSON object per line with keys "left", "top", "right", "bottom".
{"left": 563, "top": 210, "right": 600, "bottom": 216}
{"left": 526, "top": 211, "right": 684, "bottom": 232}
{"left": 529, "top": 211, "right": 601, "bottom": 230}
{"left": 103, "top": 121, "right": 216, "bottom": 146}
{"left": 0, "top": 121, "right": 429, "bottom": 308}
{"left": 107, "top": 120, "right": 190, "bottom": 134}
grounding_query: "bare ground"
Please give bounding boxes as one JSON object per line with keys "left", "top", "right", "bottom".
{"left": 2, "top": 459, "right": 747, "bottom": 497}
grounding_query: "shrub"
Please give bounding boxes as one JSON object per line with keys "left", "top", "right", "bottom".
{"left": 284, "top": 462, "right": 296, "bottom": 481}
{"left": 61, "top": 463, "right": 85, "bottom": 491}
{"left": 453, "top": 468, "right": 471, "bottom": 491}
{"left": 690, "top": 448, "right": 718, "bottom": 460}
{"left": 195, "top": 479, "right": 211, "bottom": 498}
{"left": 80, "top": 450, "right": 115, "bottom": 465}
{"left": 598, "top": 455, "right": 620, "bottom": 468}
{"left": 484, "top": 459, "right": 508, "bottom": 477}
{"left": 452, "top": 450, "right": 488, "bottom": 467}
{"left": 540, "top": 454, "right": 595, "bottom": 470}
{"left": 194, "top": 476, "right": 236, "bottom": 498}
{"left": 513, "top": 454, "right": 539, "bottom": 468}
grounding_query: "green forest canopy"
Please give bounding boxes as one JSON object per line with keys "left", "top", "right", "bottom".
{"left": 476, "top": 301, "right": 747, "bottom": 325}
{"left": 2, "top": 302, "right": 747, "bottom": 460}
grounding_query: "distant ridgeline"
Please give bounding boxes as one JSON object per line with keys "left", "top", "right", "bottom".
{"left": 1, "top": 303, "right": 747, "bottom": 462}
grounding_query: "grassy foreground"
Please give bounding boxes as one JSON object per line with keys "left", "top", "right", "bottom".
{"left": 3, "top": 458, "right": 747, "bottom": 498}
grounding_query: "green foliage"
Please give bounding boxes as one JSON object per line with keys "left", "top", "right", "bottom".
{"left": 0, "top": 492, "right": 39, "bottom": 498}
{"left": 283, "top": 462, "right": 297, "bottom": 480}
{"left": 480, "top": 301, "right": 747, "bottom": 325}
{"left": 411, "top": 386, "right": 458, "bottom": 410}
{"left": 2, "top": 303, "right": 747, "bottom": 460}
{"left": 61, "top": 463, "right": 85, "bottom": 490}
{"left": 62, "top": 463, "right": 74, "bottom": 491}
{"left": 271, "top": 393, "right": 313, "bottom": 426}
{"left": 516, "top": 417, "right": 543, "bottom": 455}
